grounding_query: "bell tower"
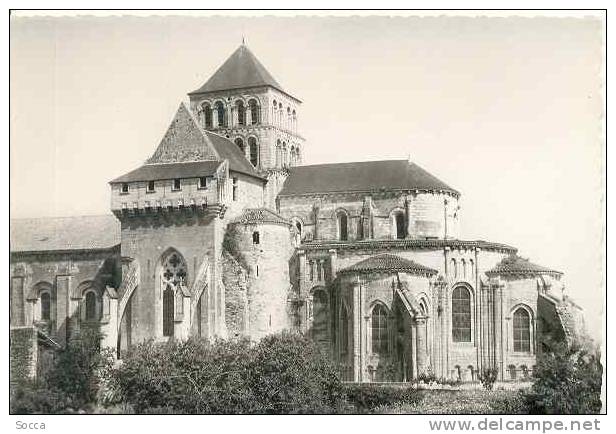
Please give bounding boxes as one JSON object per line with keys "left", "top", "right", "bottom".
{"left": 187, "top": 43, "right": 304, "bottom": 208}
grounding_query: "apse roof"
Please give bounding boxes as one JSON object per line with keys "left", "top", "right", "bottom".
{"left": 11, "top": 215, "right": 120, "bottom": 253}
{"left": 486, "top": 255, "right": 562, "bottom": 276}
{"left": 189, "top": 44, "right": 290, "bottom": 97}
{"left": 339, "top": 253, "right": 437, "bottom": 276}
{"left": 279, "top": 160, "right": 458, "bottom": 196}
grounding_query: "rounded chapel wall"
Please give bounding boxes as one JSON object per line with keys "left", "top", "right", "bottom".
{"left": 226, "top": 222, "right": 294, "bottom": 340}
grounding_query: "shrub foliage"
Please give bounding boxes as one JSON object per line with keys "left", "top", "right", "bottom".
{"left": 526, "top": 341, "right": 602, "bottom": 414}
{"left": 10, "top": 329, "right": 111, "bottom": 414}
{"left": 113, "top": 332, "right": 346, "bottom": 414}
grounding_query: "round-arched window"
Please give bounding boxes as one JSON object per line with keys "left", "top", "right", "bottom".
{"left": 513, "top": 308, "right": 531, "bottom": 352}
{"left": 337, "top": 212, "right": 348, "bottom": 241}
{"left": 371, "top": 304, "right": 389, "bottom": 355}
{"left": 84, "top": 290, "right": 98, "bottom": 321}
{"left": 40, "top": 291, "right": 51, "bottom": 321}
{"left": 452, "top": 286, "right": 471, "bottom": 342}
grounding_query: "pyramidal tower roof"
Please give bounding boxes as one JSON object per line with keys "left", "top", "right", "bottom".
{"left": 189, "top": 44, "right": 286, "bottom": 96}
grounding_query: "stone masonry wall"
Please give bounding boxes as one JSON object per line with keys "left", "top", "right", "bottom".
{"left": 10, "top": 249, "right": 119, "bottom": 346}
{"left": 225, "top": 221, "right": 294, "bottom": 340}
{"left": 278, "top": 191, "right": 459, "bottom": 242}
{"left": 10, "top": 326, "right": 37, "bottom": 385}
{"left": 222, "top": 251, "right": 249, "bottom": 338}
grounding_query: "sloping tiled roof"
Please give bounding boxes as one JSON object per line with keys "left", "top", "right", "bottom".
{"left": 279, "top": 160, "right": 458, "bottom": 196}
{"left": 111, "top": 104, "right": 264, "bottom": 184}
{"left": 189, "top": 45, "right": 285, "bottom": 95}
{"left": 233, "top": 208, "right": 291, "bottom": 226}
{"left": 11, "top": 215, "right": 120, "bottom": 253}
{"left": 486, "top": 255, "right": 562, "bottom": 276}
{"left": 339, "top": 253, "right": 437, "bottom": 276}
{"left": 203, "top": 130, "right": 264, "bottom": 179}
{"left": 111, "top": 160, "right": 222, "bottom": 183}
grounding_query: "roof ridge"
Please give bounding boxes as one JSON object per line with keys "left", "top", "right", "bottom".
{"left": 294, "top": 159, "right": 409, "bottom": 168}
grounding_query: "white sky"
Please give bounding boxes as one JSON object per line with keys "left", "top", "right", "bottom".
{"left": 9, "top": 14, "right": 605, "bottom": 340}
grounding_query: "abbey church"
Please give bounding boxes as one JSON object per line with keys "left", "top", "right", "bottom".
{"left": 10, "top": 43, "right": 586, "bottom": 383}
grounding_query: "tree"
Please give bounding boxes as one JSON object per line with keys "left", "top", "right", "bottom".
{"left": 527, "top": 340, "right": 602, "bottom": 414}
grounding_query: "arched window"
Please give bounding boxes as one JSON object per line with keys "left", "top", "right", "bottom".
{"left": 84, "top": 290, "right": 98, "bottom": 321}
{"left": 40, "top": 291, "right": 51, "bottom": 321}
{"left": 252, "top": 231, "right": 260, "bottom": 245}
{"left": 452, "top": 286, "right": 471, "bottom": 342}
{"left": 163, "top": 285, "right": 174, "bottom": 337}
{"left": 467, "top": 365, "right": 475, "bottom": 381}
{"left": 371, "top": 304, "right": 389, "bottom": 355}
{"left": 282, "top": 143, "right": 287, "bottom": 167}
{"left": 234, "top": 137, "right": 245, "bottom": 154}
{"left": 461, "top": 259, "right": 466, "bottom": 279}
{"left": 236, "top": 100, "right": 245, "bottom": 126}
{"left": 248, "top": 137, "right": 258, "bottom": 167}
{"left": 340, "top": 305, "right": 349, "bottom": 356}
{"left": 275, "top": 140, "right": 282, "bottom": 167}
{"left": 249, "top": 99, "right": 259, "bottom": 124}
{"left": 469, "top": 259, "right": 474, "bottom": 279}
{"left": 393, "top": 211, "right": 405, "bottom": 239}
{"left": 160, "top": 251, "right": 188, "bottom": 337}
{"left": 215, "top": 101, "right": 225, "bottom": 127}
{"left": 337, "top": 212, "right": 348, "bottom": 241}
{"left": 508, "top": 364, "right": 517, "bottom": 380}
{"left": 513, "top": 308, "right": 531, "bottom": 352}
{"left": 202, "top": 103, "right": 213, "bottom": 129}
{"left": 295, "top": 221, "right": 302, "bottom": 237}
{"left": 451, "top": 258, "right": 458, "bottom": 279}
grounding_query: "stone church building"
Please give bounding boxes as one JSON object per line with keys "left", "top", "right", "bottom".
{"left": 10, "top": 43, "right": 586, "bottom": 383}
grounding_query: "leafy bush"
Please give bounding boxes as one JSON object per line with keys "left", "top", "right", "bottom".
{"left": 248, "top": 332, "right": 346, "bottom": 413}
{"left": 478, "top": 367, "right": 499, "bottom": 391}
{"left": 526, "top": 341, "right": 602, "bottom": 414}
{"left": 343, "top": 383, "right": 421, "bottom": 413}
{"left": 113, "top": 332, "right": 346, "bottom": 414}
{"left": 10, "top": 329, "right": 111, "bottom": 414}
{"left": 10, "top": 380, "right": 71, "bottom": 414}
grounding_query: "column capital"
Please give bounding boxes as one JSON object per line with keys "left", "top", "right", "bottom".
{"left": 414, "top": 315, "right": 428, "bottom": 325}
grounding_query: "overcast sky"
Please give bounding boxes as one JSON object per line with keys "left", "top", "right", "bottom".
{"left": 10, "top": 14, "right": 604, "bottom": 339}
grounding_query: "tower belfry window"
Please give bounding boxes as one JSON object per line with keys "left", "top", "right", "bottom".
{"left": 232, "top": 177, "right": 238, "bottom": 201}
{"left": 249, "top": 99, "right": 259, "bottom": 124}
{"left": 236, "top": 101, "right": 246, "bottom": 126}
{"left": 248, "top": 137, "right": 258, "bottom": 168}
{"left": 215, "top": 101, "right": 226, "bottom": 127}
{"left": 203, "top": 104, "right": 213, "bottom": 129}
